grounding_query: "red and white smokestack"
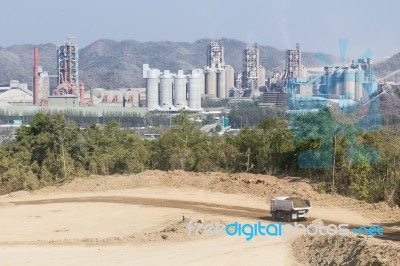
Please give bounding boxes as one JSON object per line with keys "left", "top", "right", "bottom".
{"left": 80, "top": 83, "right": 85, "bottom": 105}
{"left": 33, "top": 48, "right": 39, "bottom": 105}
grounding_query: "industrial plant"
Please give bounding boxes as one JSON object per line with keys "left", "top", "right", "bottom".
{"left": 143, "top": 66, "right": 202, "bottom": 111}
{"left": 0, "top": 36, "right": 147, "bottom": 122}
{"left": 142, "top": 41, "right": 269, "bottom": 112}
{"left": 241, "top": 44, "right": 266, "bottom": 97}
{"left": 0, "top": 36, "right": 387, "bottom": 126}
{"left": 287, "top": 58, "right": 376, "bottom": 108}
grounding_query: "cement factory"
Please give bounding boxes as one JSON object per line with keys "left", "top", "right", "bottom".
{"left": 142, "top": 42, "right": 236, "bottom": 111}
{"left": 0, "top": 36, "right": 147, "bottom": 121}
{"left": 142, "top": 42, "right": 268, "bottom": 111}
{"left": 0, "top": 36, "right": 386, "bottom": 126}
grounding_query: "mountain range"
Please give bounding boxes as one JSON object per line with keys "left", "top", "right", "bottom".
{"left": 0, "top": 38, "right": 397, "bottom": 89}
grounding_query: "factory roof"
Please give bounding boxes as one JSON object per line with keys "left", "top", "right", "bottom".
{"left": 0, "top": 88, "right": 32, "bottom": 103}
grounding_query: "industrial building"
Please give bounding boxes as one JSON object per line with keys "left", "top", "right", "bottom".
{"left": 242, "top": 44, "right": 266, "bottom": 97}
{"left": 32, "top": 37, "right": 85, "bottom": 107}
{"left": 0, "top": 80, "right": 32, "bottom": 106}
{"left": 203, "top": 66, "right": 234, "bottom": 98}
{"left": 261, "top": 43, "right": 378, "bottom": 108}
{"left": 0, "top": 34, "right": 384, "bottom": 125}
{"left": 29, "top": 36, "right": 148, "bottom": 110}
{"left": 143, "top": 41, "right": 275, "bottom": 109}
{"left": 0, "top": 36, "right": 148, "bottom": 122}
{"left": 142, "top": 42, "right": 235, "bottom": 110}
{"left": 143, "top": 64, "right": 202, "bottom": 111}
{"left": 32, "top": 48, "right": 51, "bottom": 106}
{"left": 203, "top": 42, "right": 235, "bottom": 99}
{"left": 287, "top": 58, "right": 377, "bottom": 107}
{"left": 54, "top": 36, "right": 79, "bottom": 95}
{"left": 286, "top": 43, "right": 302, "bottom": 79}
{"left": 207, "top": 42, "right": 224, "bottom": 69}
{"left": 95, "top": 88, "right": 146, "bottom": 107}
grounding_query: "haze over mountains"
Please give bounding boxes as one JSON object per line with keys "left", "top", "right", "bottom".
{"left": 0, "top": 38, "right": 397, "bottom": 89}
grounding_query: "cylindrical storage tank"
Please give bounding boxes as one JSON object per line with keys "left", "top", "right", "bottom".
{"left": 188, "top": 70, "right": 201, "bottom": 110}
{"left": 344, "top": 69, "right": 356, "bottom": 100}
{"left": 159, "top": 71, "right": 173, "bottom": 110}
{"left": 347, "top": 69, "right": 356, "bottom": 100}
{"left": 198, "top": 69, "right": 205, "bottom": 95}
{"left": 146, "top": 69, "right": 160, "bottom": 110}
{"left": 205, "top": 68, "right": 217, "bottom": 97}
{"left": 224, "top": 65, "right": 235, "bottom": 92}
{"left": 326, "top": 69, "right": 334, "bottom": 95}
{"left": 355, "top": 70, "right": 364, "bottom": 102}
{"left": 174, "top": 70, "right": 187, "bottom": 109}
{"left": 217, "top": 69, "right": 226, "bottom": 98}
{"left": 334, "top": 69, "right": 342, "bottom": 95}
{"left": 343, "top": 68, "right": 350, "bottom": 99}
{"left": 258, "top": 65, "right": 266, "bottom": 89}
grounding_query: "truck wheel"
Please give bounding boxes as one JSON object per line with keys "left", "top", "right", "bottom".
{"left": 286, "top": 214, "right": 292, "bottom": 222}
{"left": 271, "top": 212, "right": 276, "bottom": 220}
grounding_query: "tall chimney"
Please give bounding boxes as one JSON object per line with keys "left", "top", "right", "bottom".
{"left": 33, "top": 48, "right": 39, "bottom": 105}
{"left": 80, "top": 82, "right": 85, "bottom": 105}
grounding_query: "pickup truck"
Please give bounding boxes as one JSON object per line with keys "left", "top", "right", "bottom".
{"left": 270, "top": 196, "right": 311, "bottom": 222}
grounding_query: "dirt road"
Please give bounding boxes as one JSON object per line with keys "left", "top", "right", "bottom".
{"left": 0, "top": 189, "right": 302, "bottom": 265}
{"left": 9, "top": 195, "right": 400, "bottom": 242}
{"left": 1, "top": 170, "right": 400, "bottom": 265}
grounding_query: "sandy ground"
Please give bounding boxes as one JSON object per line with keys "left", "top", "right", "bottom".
{"left": 0, "top": 237, "right": 298, "bottom": 266}
{"left": 0, "top": 189, "right": 300, "bottom": 265}
{"left": 0, "top": 170, "right": 399, "bottom": 265}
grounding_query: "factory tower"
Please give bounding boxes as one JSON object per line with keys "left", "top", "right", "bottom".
{"left": 242, "top": 44, "right": 265, "bottom": 96}
{"left": 54, "top": 36, "right": 79, "bottom": 96}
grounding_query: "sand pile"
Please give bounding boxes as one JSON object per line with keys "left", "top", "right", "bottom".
{"left": 292, "top": 234, "right": 400, "bottom": 265}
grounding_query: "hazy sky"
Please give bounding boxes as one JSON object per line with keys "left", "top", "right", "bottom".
{"left": 0, "top": 0, "right": 398, "bottom": 60}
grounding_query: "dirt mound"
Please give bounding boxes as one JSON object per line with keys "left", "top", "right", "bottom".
{"left": 37, "top": 170, "right": 319, "bottom": 200}
{"left": 290, "top": 197, "right": 310, "bottom": 208}
{"left": 292, "top": 234, "right": 400, "bottom": 265}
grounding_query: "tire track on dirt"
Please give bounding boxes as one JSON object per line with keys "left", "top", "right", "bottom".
{"left": 11, "top": 196, "right": 400, "bottom": 242}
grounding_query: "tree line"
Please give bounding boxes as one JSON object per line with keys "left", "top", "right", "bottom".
{"left": 0, "top": 110, "right": 399, "bottom": 206}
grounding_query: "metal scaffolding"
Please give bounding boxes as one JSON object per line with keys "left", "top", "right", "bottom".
{"left": 242, "top": 44, "right": 260, "bottom": 96}
{"left": 54, "top": 35, "right": 79, "bottom": 96}
{"left": 207, "top": 42, "right": 224, "bottom": 69}
{"left": 286, "top": 43, "right": 301, "bottom": 79}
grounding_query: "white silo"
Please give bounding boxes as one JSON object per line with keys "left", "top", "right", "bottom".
{"left": 217, "top": 69, "right": 226, "bottom": 98}
{"left": 146, "top": 69, "right": 160, "bottom": 110}
{"left": 344, "top": 69, "right": 356, "bottom": 100}
{"left": 188, "top": 70, "right": 201, "bottom": 110}
{"left": 174, "top": 70, "right": 187, "bottom": 109}
{"left": 355, "top": 69, "right": 364, "bottom": 102}
{"left": 198, "top": 69, "right": 205, "bottom": 95}
{"left": 343, "top": 68, "right": 351, "bottom": 99}
{"left": 160, "top": 70, "right": 174, "bottom": 110}
{"left": 224, "top": 65, "right": 235, "bottom": 92}
{"left": 205, "top": 68, "right": 217, "bottom": 97}
{"left": 334, "top": 68, "right": 342, "bottom": 96}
